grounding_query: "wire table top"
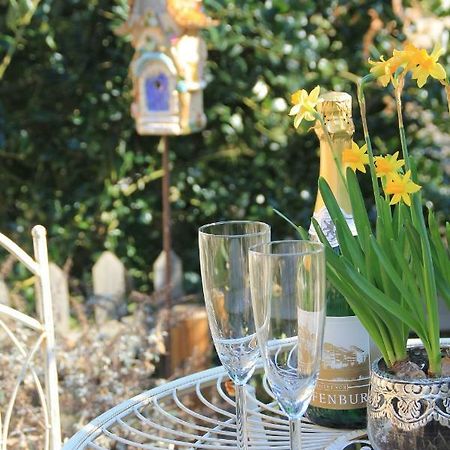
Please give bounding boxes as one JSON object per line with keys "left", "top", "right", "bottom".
{"left": 62, "top": 363, "right": 372, "bottom": 450}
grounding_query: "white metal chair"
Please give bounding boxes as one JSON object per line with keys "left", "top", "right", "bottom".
{"left": 0, "top": 225, "right": 61, "bottom": 450}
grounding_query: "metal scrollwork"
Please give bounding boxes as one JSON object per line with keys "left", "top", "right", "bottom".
{"left": 344, "top": 443, "right": 372, "bottom": 450}
{"left": 369, "top": 359, "right": 450, "bottom": 432}
{"left": 324, "top": 431, "right": 373, "bottom": 450}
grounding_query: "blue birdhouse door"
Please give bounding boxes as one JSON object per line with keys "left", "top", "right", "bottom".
{"left": 145, "top": 73, "right": 170, "bottom": 112}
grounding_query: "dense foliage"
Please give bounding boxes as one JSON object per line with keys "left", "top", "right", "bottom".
{"left": 0, "top": 0, "right": 448, "bottom": 295}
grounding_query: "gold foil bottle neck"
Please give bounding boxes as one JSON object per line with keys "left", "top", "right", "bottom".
{"left": 313, "top": 91, "right": 354, "bottom": 215}
{"left": 317, "top": 91, "right": 352, "bottom": 117}
{"left": 315, "top": 91, "right": 354, "bottom": 136}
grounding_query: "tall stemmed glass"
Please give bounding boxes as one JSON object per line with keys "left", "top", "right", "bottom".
{"left": 199, "top": 221, "right": 271, "bottom": 450}
{"left": 249, "top": 240, "right": 326, "bottom": 449}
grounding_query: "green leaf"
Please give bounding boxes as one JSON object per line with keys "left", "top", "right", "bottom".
{"left": 428, "top": 215, "right": 450, "bottom": 308}
{"left": 6, "top": 0, "right": 20, "bottom": 31}
{"left": 390, "top": 243, "right": 422, "bottom": 313}
{"left": 393, "top": 202, "right": 401, "bottom": 236}
{"left": 378, "top": 261, "right": 397, "bottom": 305}
{"left": 318, "top": 178, "right": 348, "bottom": 228}
{"left": 436, "top": 271, "right": 450, "bottom": 307}
{"left": 312, "top": 217, "right": 333, "bottom": 249}
{"left": 335, "top": 217, "right": 365, "bottom": 274}
{"left": 406, "top": 223, "right": 423, "bottom": 262}
{"left": 318, "top": 177, "right": 356, "bottom": 247}
{"left": 376, "top": 195, "right": 394, "bottom": 242}
{"left": 429, "top": 210, "right": 450, "bottom": 280}
{"left": 0, "top": 35, "right": 15, "bottom": 51}
{"left": 364, "top": 242, "right": 379, "bottom": 285}
{"left": 273, "top": 209, "right": 309, "bottom": 240}
{"left": 340, "top": 258, "right": 427, "bottom": 339}
{"left": 396, "top": 203, "right": 408, "bottom": 251}
{"left": 326, "top": 250, "right": 407, "bottom": 365}
{"left": 326, "top": 264, "right": 393, "bottom": 364}
{"left": 346, "top": 167, "right": 372, "bottom": 250}
{"left": 371, "top": 235, "right": 423, "bottom": 317}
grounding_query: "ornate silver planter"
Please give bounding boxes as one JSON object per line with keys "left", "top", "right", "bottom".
{"left": 368, "top": 351, "right": 450, "bottom": 450}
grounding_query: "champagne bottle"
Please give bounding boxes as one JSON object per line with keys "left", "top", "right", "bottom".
{"left": 307, "top": 92, "right": 371, "bottom": 429}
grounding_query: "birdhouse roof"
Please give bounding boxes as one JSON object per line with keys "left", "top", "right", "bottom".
{"left": 120, "top": 0, "right": 217, "bottom": 35}
{"left": 167, "top": 0, "right": 218, "bottom": 29}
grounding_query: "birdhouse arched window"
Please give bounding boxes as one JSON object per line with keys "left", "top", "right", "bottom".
{"left": 146, "top": 72, "right": 169, "bottom": 112}
{"left": 133, "top": 52, "right": 178, "bottom": 116}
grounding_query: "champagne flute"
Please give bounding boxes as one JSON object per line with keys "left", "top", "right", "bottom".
{"left": 199, "top": 221, "right": 271, "bottom": 450}
{"left": 249, "top": 240, "right": 326, "bottom": 449}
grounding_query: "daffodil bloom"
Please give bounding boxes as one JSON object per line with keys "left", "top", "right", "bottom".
{"left": 392, "top": 43, "right": 423, "bottom": 71}
{"left": 384, "top": 170, "right": 421, "bottom": 206}
{"left": 411, "top": 43, "right": 446, "bottom": 88}
{"left": 342, "top": 141, "right": 369, "bottom": 173}
{"left": 368, "top": 42, "right": 446, "bottom": 88}
{"left": 289, "top": 85, "right": 320, "bottom": 128}
{"left": 369, "top": 56, "right": 400, "bottom": 87}
{"left": 374, "top": 151, "right": 405, "bottom": 177}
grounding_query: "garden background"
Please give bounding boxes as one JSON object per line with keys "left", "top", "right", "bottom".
{"left": 0, "top": 0, "right": 449, "bottom": 442}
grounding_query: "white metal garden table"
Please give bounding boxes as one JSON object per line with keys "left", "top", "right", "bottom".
{"left": 62, "top": 360, "right": 372, "bottom": 450}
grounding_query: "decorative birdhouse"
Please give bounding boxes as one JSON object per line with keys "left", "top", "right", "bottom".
{"left": 118, "top": 0, "right": 217, "bottom": 135}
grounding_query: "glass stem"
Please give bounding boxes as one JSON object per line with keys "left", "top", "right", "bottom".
{"left": 289, "top": 418, "right": 302, "bottom": 450}
{"left": 235, "top": 383, "right": 249, "bottom": 450}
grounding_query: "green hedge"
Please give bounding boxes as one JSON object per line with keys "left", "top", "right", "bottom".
{"left": 0, "top": 0, "right": 448, "bottom": 294}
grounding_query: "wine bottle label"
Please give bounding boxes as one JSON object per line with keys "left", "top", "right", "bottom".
{"left": 309, "top": 207, "right": 357, "bottom": 248}
{"left": 311, "top": 316, "right": 371, "bottom": 410}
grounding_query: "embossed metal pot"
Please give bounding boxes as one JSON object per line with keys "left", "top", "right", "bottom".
{"left": 368, "top": 355, "right": 450, "bottom": 450}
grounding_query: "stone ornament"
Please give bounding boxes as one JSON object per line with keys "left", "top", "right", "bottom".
{"left": 118, "top": 0, "right": 217, "bottom": 135}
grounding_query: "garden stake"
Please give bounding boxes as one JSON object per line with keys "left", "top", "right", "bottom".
{"left": 162, "top": 135, "right": 173, "bottom": 376}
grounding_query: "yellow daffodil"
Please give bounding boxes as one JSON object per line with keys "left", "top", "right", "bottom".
{"left": 342, "top": 141, "right": 369, "bottom": 173}
{"left": 392, "top": 43, "right": 423, "bottom": 71}
{"left": 374, "top": 151, "right": 405, "bottom": 177}
{"left": 384, "top": 170, "right": 421, "bottom": 206}
{"left": 368, "top": 42, "right": 447, "bottom": 88}
{"left": 369, "top": 56, "right": 400, "bottom": 87}
{"left": 289, "top": 85, "right": 320, "bottom": 128}
{"left": 369, "top": 43, "right": 421, "bottom": 86}
{"left": 411, "top": 43, "right": 447, "bottom": 88}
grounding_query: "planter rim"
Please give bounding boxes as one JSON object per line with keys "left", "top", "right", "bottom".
{"left": 371, "top": 344, "right": 450, "bottom": 385}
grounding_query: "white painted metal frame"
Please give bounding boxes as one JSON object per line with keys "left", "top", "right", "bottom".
{"left": 62, "top": 361, "right": 368, "bottom": 450}
{"left": 63, "top": 339, "right": 450, "bottom": 449}
{"left": 0, "top": 225, "right": 61, "bottom": 450}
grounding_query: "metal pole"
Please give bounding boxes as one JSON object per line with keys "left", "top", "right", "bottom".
{"left": 161, "top": 135, "right": 172, "bottom": 375}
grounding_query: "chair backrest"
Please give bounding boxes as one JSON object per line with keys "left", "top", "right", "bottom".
{"left": 0, "top": 225, "right": 61, "bottom": 450}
